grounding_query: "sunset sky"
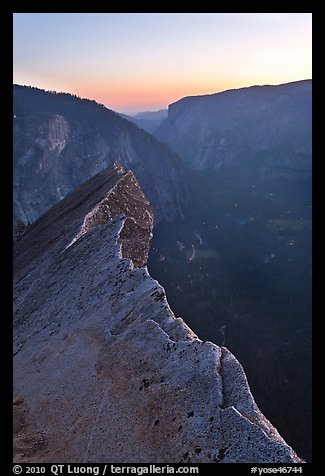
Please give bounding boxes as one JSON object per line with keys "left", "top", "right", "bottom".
{"left": 13, "top": 13, "right": 312, "bottom": 115}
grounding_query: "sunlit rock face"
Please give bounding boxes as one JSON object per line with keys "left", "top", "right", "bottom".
{"left": 13, "top": 163, "right": 301, "bottom": 463}
{"left": 155, "top": 80, "right": 311, "bottom": 181}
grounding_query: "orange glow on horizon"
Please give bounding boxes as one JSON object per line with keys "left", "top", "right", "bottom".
{"left": 14, "top": 72, "right": 311, "bottom": 115}
{"left": 71, "top": 72, "right": 311, "bottom": 114}
{"left": 14, "top": 13, "right": 312, "bottom": 114}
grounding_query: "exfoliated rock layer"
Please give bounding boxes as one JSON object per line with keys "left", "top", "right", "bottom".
{"left": 13, "top": 163, "right": 301, "bottom": 463}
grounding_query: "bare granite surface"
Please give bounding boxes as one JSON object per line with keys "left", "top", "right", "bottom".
{"left": 13, "top": 163, "right": 301, "bottom": 463}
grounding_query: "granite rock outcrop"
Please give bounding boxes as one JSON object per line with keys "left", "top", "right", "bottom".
{"left": 13, "top": 163, "right": 301, "bottom": 463}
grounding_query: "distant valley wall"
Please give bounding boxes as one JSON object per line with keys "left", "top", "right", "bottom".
{"left": 13, "top": 85, "right": 188, "bottom": 233}
{"left": 155, "top": 80, "right": 312, "bottom": 181}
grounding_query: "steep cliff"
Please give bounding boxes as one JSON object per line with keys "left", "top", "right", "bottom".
{"left": 13, "top": 163, "right": 301, "bottom": 463}
{"left": 155, "top": 80, "right": 312, "bottom": 181}
{"left": 13, "top": 85, "right": 188, "bottom": 232}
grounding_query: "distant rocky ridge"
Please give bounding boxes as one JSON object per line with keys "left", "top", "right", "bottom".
{"left": 117, "top": 109, "right": 167, "bottom": 133}
{"left": 13, "top": 163, "right": 301, "bottom": 463}
{"left": 133, "top": 109, "right": 168, "bottom": 121}
{"left": 155, "top": 80, "right": 312, "bottom": 181}
{"left": 13, "top": 85, "right": 188, "bottom": 233}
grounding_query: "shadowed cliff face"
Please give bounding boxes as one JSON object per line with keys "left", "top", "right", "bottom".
{"left": 13, "top": 85, "right": 189, "bottom": 232}
{"left": 155, "top": 80, "right": 311, "bottom": 181}
{"left": 13, "top": 163, "right": 301, "bottom": 463}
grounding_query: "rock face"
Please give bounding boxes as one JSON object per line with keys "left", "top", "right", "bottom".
{"left": 13, "top": 162, "right": 301, "bottom": 463}
{"left": 13, "top": 85, "right": 188, "bottom": 232}
{"left": 155, "top": 80, "right": 312, "bottom": 180}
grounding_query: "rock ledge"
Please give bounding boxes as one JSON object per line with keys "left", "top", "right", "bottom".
{"left": 13, "top": 163, "right": 301, "bottom": 463}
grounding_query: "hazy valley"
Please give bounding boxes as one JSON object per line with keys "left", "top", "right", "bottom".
{"left": 149, "top": 80, "right": 312, "bottom": 459}
{"left": 13, "top": 80, "right": 312, "bottom": 462}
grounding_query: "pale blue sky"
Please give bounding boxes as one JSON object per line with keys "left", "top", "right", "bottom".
{"left": 13, "top": 13, "right": 312, "bottom": 114}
